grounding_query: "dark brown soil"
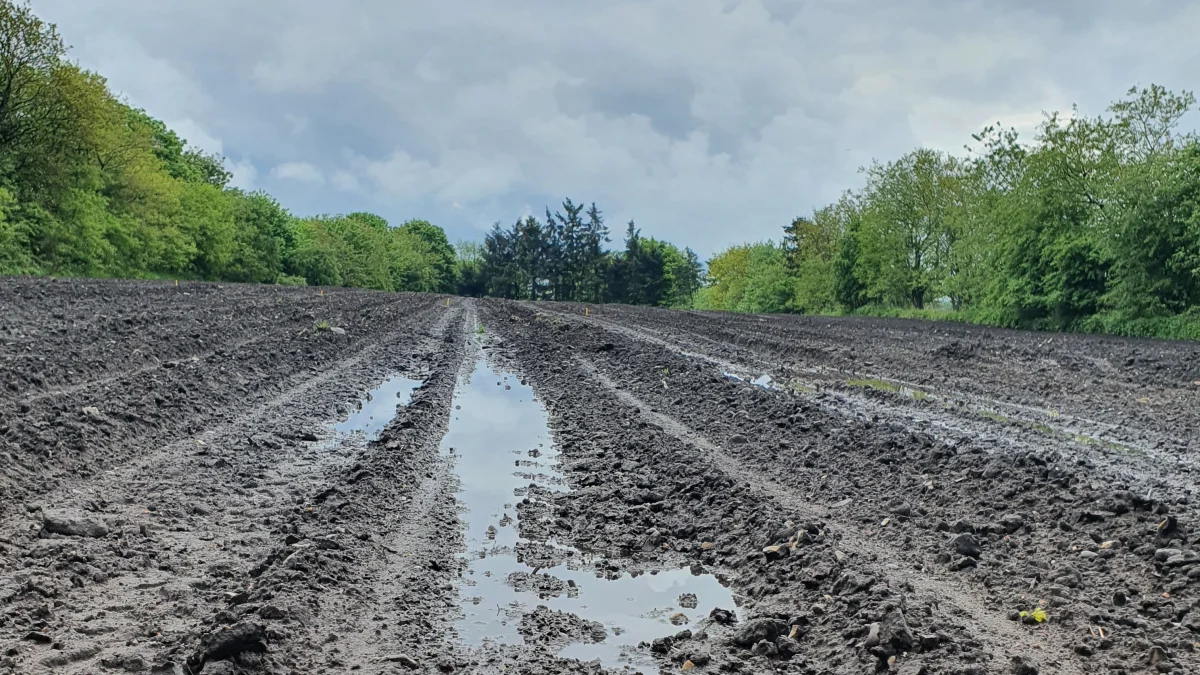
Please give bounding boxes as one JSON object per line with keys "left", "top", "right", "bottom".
{"left": 2, "top": 279, "right": 1197, "bottom": 675}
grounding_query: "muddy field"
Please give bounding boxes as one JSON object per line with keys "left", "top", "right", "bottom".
{"left": 2, "top": 279, "right": 1199, "bottom": 675}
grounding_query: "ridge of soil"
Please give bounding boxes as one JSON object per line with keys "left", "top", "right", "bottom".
{"left": 2, "top": 279, "right": 1197, "bottom": 675}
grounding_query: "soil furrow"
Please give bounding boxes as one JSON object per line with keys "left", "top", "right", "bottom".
{"left": 580, "top": 356, "right": 1086, "bottom": 674}
{"left": 4, "top": 282, "right": 1199, "bottom": 675}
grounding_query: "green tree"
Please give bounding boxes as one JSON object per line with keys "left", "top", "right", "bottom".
{"left": 225, "top": 191, "right": 289, "bottom": 283}
{"left": 455, "top": 239, "right": 487, "bottom": 297}
{"left": 855, "top": 149, "right": 963, "bottom": 308}
{"left": 397, "top": 218, "right": 457, "bottom": 292}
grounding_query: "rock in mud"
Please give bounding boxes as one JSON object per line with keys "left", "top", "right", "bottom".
{"left": 1010, "top": 655, "right": 1039, "bottom": 674}
{"left": 709, "top": 607, "right": 736, "bottom": 625}
{"left": 876, "top": 608, "right": 914, "bottom": 653}
{"left": 190, "top": 622, "right": 267, "bottom": 666}
{"left": 383, "top": 653, "right": 420, "bottom": 668}
{"left": 520, "top": 606, "right": 606, "bottom": 646}
{"left": 731, "top": 617, "right": 788, "bottom": 648}
{"left": 651, "top": 636, "right": 674, "bottom": 654}
{"left": 42, "top": 513, "right": 108, "bottom": 538}
{"left": 775, "top": 636, "right": 802, "bottom": 658}
{"left": 950, "top": 532, "right": 982, "bottom": 558}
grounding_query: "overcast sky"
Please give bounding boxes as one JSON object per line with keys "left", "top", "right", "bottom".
{"left": 33, "top": 0, "right": 1200, "bottom": 256}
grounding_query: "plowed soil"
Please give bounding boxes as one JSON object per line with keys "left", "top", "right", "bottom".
{"left": 3, "top": 279, "right": 1199, "bottom": 675}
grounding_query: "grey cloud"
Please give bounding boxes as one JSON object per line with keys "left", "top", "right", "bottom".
{"left": 31, "top": 0, "right": 1200, "bottom": 255}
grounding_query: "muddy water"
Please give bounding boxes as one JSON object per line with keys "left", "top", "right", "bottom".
{"left": 446, "top": 358, "right": 736, "bottom": 669}
{"left": 334, "top": 373, "right": 423, "bottom": 439}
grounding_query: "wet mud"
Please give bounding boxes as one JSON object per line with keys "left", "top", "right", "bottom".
{"left": 2, "top": 278, "right": 1198, "bottom": 675}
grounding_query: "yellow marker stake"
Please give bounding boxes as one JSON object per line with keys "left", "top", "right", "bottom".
{"left": 585, "top": 307, "right": 589, "bottom": 316}
{"left": 446, "top": 298, "right": 450, "bottom": 306}
{"left": 174, "top": 279, "right": 178, "bottom": 287}
{"left": 319, "top": 289, "right": 323, "bottom": 297}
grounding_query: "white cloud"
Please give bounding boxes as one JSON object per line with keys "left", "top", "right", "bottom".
{"left": 227, "top": 158, "right": 258, "bottom": 190}
{"left": 271, "top": 161, "right": 324, "bottom": 184}
{"left": 28, "top": 0, "right": 1200, "bottom": 257}
{"left": 167, "top": 118, "right": 224, "bottom": 156}
{"left": 330, "top": 169, "right": 359, "bottom": 192}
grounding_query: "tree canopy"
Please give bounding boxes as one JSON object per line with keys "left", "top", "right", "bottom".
{"left": 693, "top": 84, "right": 1200, "bottom": 339}
{"left": 0, "top": 0, "right": 454, "bottom": 291}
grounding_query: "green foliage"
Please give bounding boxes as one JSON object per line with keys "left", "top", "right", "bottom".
{"left": 454, "top": 239, "right": 487, "bottom": 297}
{"left": 398, "top": 219, "right": 457, "bottom": 292}
{"left": 701, "top": 242, "right": 791, "bottom": 313}
{"left": 471, "top": 200, "right": 699, "bottom": 307}
{"left": 0, "top": 0, "right": 457, "bottom": 292}
{"left": 696, "top": 83, "right": 1200, "bottom": 341}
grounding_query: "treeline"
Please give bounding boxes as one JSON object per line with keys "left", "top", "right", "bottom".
{"left": 458, "top": 198, "right": 702, "bottom": 307}
{"left": 0, "top": 1, "right": 456, "bottom": 293}
{"left": 699, "top": 84, "right": 1200, "bottom": 339}
{"left": 7, "top": 0, "right": 1200, "bottom": 340}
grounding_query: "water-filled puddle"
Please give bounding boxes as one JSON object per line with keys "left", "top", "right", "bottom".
{"left": 445, "top": 358, "right": 736, "bottom": 669}
{"left": 332, "top": 373, "right": 423, "bottom": 440}
{"left": 723, "top": 371, "right": 774, "bottom": 390}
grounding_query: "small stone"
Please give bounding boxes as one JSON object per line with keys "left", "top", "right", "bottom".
{"left": 775, "top": 636, "right": 801, "bottom": 658}
{"left": 864, "top": 622, "right": 881, "bottom": 648}
{"left": 42, "top": 513, "right": 108, "bottom": 538}
{"left": 383, "top": 653, "right": 420, "bottom": 668}
{"left": 950, "top": 533, "right": 982, "bottom": 558}
{"left": 878, "top": 609, "right": 914, "bottom": 651}
{"left": 1011, "top": 655, "right": 1039, "bottom": 675}
{"left": 751, "top": 639, "right": 777, "bottom": 657}
{"left": 999, "top": 514, "right": 1025, "bottom": 534}
{"left": 1112, "top": 591, "right": 1127, "bottom": 606}
{"left": 1148, "top": 645, "right": 1168, "bottom": 666}
{"left": 1079, "top": 551, "right": 1098, "bottom": 560}
{"left": 1154, "top": 548, "right": 1182, "bottom": 562}
{"left": 731, "top": 618, "right": 788, "bottom": 648}
{"left": 257, "top": 605, "right": 287, "bottom": 620}
{"left": 709, "top": 607, "right": 736, "bottom": 625}
{"left": 1164, "top": 553, "right": 1199, "bottom": 567}
{"left": 22, "top": 631, "right": 52, "bottom": 643}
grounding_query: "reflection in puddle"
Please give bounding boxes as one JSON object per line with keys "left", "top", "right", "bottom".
{"left": 333, "top": 373, "right": 423, "bottom": 440}
{"left": 723, "top": 371, "right": 775, "bottom": 390}
{"left": 446, "top": 358, "right": 736, "bottom": 669}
